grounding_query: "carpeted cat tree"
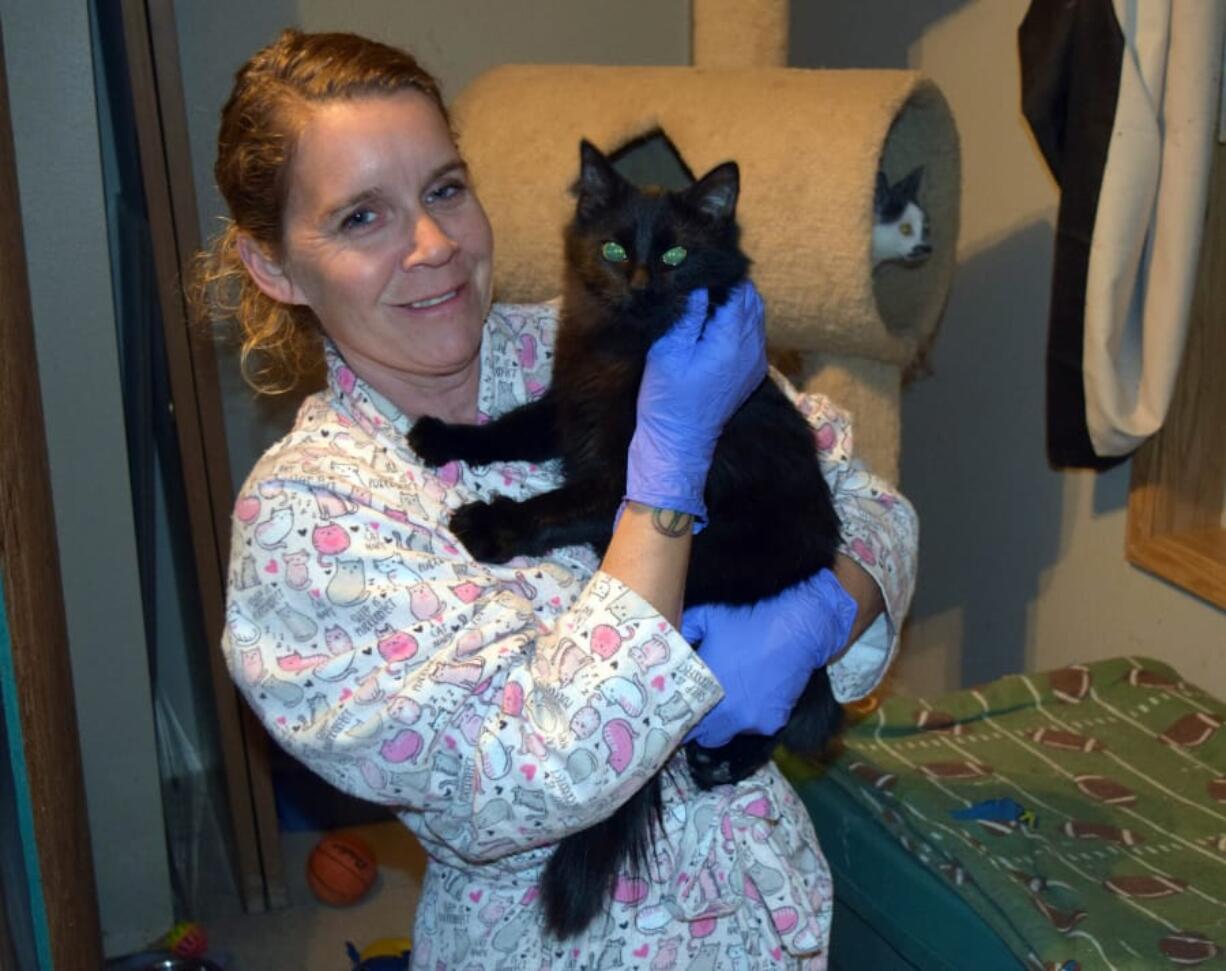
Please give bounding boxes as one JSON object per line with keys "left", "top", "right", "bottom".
{"left": 452, "top": 0, "right": 960, "bottom": 483}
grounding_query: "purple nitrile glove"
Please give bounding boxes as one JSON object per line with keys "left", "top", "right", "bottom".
{"left": 625, "top": 283, "right": 767, "bottom": 523}
{"left": 682, "top": 568, "right": 858, "bottom": 748}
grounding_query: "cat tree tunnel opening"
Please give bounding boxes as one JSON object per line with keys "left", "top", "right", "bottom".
{"left": 872, "top": 83, "right": 960, "bottom": 353}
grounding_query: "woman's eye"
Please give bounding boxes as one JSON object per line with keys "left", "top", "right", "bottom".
{"left": 602, "top": 241, "right": 628, "bottom": 263}
{"left": 428, "top": 180, "right": 467, "bottom": 205}
{"left": 340, "top": 208, "right": 377, "bottom": 232}
{"left": 661, "top": 246, "right": 687, "bottom": 267}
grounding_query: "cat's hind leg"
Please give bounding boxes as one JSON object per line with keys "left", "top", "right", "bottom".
{"left": 684, "top": 669, "right": 842, "bottom": 788}
{"left": 684, "top": 733, "right": 778, "bottom": 789}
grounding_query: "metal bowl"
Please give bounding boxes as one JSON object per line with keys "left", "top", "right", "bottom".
{"left": 106, "top": 953, "right": 223, "bottom": 971}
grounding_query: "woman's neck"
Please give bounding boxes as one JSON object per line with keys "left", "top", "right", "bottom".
{"left": 346, "top": 352, "right": 482, "bottom": 425}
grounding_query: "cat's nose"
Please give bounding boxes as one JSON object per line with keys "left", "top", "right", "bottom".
{"left": 629, "top": 265, "right": 650, "bottom": 290}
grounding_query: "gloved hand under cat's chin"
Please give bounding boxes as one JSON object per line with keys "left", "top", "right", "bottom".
{"left": 624, "top": 282, "right": 768, "bottom": 522}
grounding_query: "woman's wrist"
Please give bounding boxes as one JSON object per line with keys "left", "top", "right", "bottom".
{"left": 602, "top": 501, "right": 694, "bottom": 628}
{"left": 624, "top": 425, "right": 713, "bottom": 525}
{"left": 614, "top": 498, "right": 697, "bottom": 534}
{"left": 831, "top": 553, "right": 885, "bottom": 658}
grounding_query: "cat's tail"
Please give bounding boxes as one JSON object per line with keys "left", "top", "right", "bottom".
{"left": 541, "top": 774, "right": 664, "bottom": 939}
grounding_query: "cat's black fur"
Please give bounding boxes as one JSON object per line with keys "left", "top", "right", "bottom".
{"left": 873, "top": 165, "right": 925, "bottom": 223}
{"left": 407, "top": 140, "right": 843, "bottom": 939}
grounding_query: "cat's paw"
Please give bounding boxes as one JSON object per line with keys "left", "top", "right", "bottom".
{"left": 685, "top": 745, "right": 736, "bottom": 789}
{"left": 449, "top": 497, "right": 528, "bottom": 563}
{"left": 407, "top": 416, "right": 458, "bottom": 468}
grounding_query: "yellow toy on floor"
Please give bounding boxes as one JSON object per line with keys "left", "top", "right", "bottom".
{"left": 345, "top": 936, "right": 412, "bottom": 970}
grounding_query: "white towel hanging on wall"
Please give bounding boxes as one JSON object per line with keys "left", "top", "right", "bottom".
{"left": 1022, "top": 0, "right": 1225, "bottom": 468}
{"left": 1082, "top": 0, "right": 1226, "bottom": 459}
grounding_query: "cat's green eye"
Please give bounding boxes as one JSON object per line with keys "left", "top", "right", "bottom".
{"left": 661, "top": 246, "right": 687, "bottom": 267}
{"left": 602, "top": 241, "right": 628, "bottom": 263}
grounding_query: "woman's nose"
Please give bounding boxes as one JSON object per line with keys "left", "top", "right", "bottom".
{"left": 404, "top": 212, "right": 458, "bottom": 268}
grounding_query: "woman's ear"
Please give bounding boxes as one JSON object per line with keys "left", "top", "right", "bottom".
{"left": 236, "top": 233, "right": 303, "bottom": 305}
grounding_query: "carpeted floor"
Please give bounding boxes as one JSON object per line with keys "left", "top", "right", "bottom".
{"left": 203, "top": 821, "right": 427, "bottom": 971}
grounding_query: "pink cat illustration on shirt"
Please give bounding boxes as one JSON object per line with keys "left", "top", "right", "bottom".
{"left": 312, "top": 522, "right": 350, "bottom": 564}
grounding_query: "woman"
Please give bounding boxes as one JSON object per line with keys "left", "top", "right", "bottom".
{"left": 203, "top": 29, "right": 916, "bottom": 970}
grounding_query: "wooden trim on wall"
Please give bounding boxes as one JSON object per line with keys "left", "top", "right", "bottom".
{"left": 0, "top": 876, "right": 16, "bottom": 970}
{"left": 120, "top": 0, "right": 286, "bottom": 910}
{"left": 1127, "top": 140, "right": 1226, "bottom": 611}
{"left": 0, "top": 20, "right": 104, "bottom": 969}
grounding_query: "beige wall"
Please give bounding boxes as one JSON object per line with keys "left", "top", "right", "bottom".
{"left": 793, "top": 0, "right": 1225, "bottom": 697}
{"left": 296, "top": 0, "right": 690, "bottom": 101}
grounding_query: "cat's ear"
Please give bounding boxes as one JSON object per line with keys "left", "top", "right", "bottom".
{"left": 574, "top": 139, "right": 624, "bottom": 220}
{"left": 688, "top": 162, "right": 739, "bottom": 223}
{"left": 897, "top": 165, "right": 925, "bottom": 201}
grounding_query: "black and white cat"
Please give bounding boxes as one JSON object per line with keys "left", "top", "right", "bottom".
{"left": 408, "top": 140, "right": 843, "bottom": 938}
{"left": 872, "top": 166, "right": 931, "bottom": 268}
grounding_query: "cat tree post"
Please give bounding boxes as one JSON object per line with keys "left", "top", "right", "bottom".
{"left": 691, "top": 0, "right": 787, "bottom": 68}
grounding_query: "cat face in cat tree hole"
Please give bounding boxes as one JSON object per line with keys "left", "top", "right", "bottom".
{"left": 564, "top": 140, "right": 750, "bottom": 338}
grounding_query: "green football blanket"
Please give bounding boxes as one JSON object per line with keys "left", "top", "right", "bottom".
{"left": 810, "top": 656, "right": 1226, "bottom": 970}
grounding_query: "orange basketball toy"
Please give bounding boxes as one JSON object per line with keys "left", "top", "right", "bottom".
{"left": 307, "top": 833, "right": 377, "bottom": 906}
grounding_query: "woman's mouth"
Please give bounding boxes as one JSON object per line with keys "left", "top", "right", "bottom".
{"left": 404, "top": 285, "right": 463, "bottom": 310}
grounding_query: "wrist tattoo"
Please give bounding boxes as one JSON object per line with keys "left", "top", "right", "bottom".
{"left": 651, "top": 507, "right": 693, "bottom": 537}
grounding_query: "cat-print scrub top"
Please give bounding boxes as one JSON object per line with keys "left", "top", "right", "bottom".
{"left": 222, "top": 300, "right": 917, "bottom": 971}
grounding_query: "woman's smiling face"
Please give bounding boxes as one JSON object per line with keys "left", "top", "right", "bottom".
{"left": 274, "top": 90, "right": 494, "bottom": 400}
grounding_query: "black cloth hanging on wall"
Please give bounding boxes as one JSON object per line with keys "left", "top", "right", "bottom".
{"left": 1019, "top": 0, "right": 1127, "bottom": 470}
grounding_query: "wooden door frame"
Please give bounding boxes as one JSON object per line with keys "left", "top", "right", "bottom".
{"left": 119, "top": 0, "right": 285, "bottom": 910}
{"left": 0, "top": 18, "right": 104, "bottom": 969}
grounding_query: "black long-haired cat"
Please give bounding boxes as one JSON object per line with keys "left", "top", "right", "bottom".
{"left": 407, "top": 139, "right": 843, "bottom": 939}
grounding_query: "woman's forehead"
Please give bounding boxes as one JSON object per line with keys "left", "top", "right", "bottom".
{"left": 288, "top": 92, "right": 459, "bottom": 207}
